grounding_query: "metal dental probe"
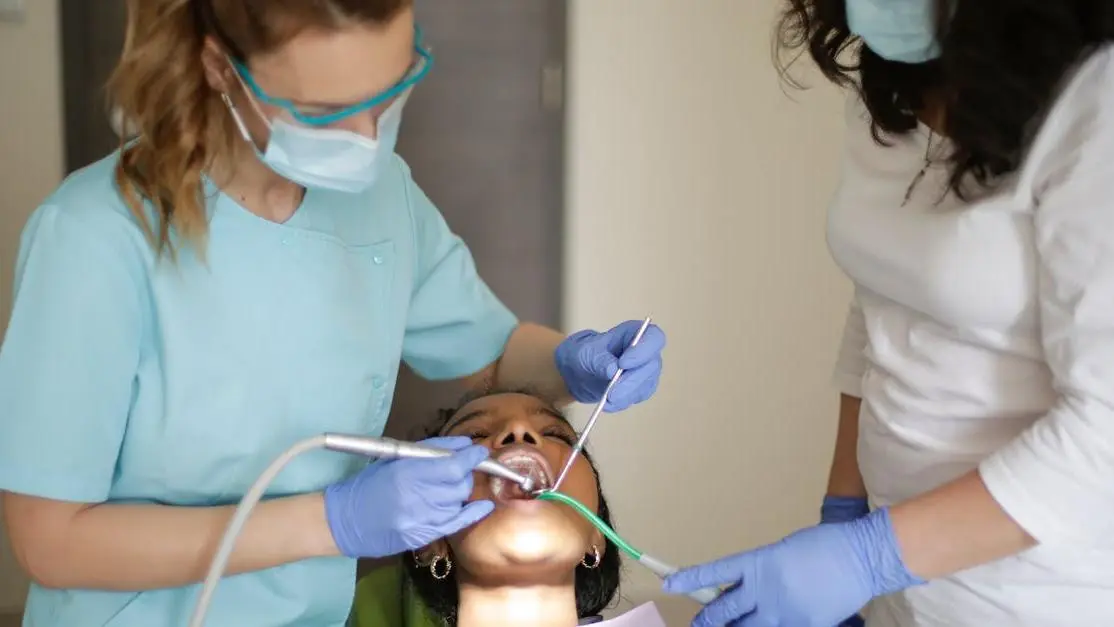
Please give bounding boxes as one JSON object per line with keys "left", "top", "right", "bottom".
{"left": 323, "top": 433, "right": 537, "bottom": 493}
{"left": 544, "top": 316, "right": 654, "bottom": 495}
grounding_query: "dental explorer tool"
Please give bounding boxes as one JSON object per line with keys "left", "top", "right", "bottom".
{"left": 323, "top": 433, "right": 536, "bottom": 493}
{"left": 535, "top": 490, "right": 721, "bottom": 605}
{"left": 188, "top": 433, "right": 534, "bottom": 627}
{"left": 547, "top": 316, "right": 653, "bottom": 495}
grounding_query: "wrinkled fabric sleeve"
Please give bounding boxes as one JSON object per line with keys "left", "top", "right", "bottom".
{"left": 397, "top": 160, "right": 518, "bottom": 381}
{"left": 979, "top": 63, "right": 1114, "bottom": 545}
{"left": 0, "top": 205, "right": 144, "bottom": 502}
{"left": 832, "top": 295, "right": 867, "bottom": 398}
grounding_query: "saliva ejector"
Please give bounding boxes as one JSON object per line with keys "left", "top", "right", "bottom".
{"left": 534, "top": 490, "right": 722, "bottom": 605}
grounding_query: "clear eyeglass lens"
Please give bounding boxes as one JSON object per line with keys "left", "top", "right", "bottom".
{"left": 281, "top": 53, "right": 428, "bottom": 128}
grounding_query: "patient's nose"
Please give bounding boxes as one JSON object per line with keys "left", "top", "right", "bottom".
{"left": 493, "top": 420, "right": 541, "bottom": 448}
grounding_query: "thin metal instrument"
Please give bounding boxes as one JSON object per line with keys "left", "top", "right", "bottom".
{"left": 546, "top": 316, "right": 653, "bottom": 494}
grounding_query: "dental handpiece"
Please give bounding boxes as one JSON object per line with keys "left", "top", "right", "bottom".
{"left": 323, "top": 433, "right": 536, "bottom": 492}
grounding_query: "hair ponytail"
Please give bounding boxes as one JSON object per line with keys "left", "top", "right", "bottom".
{"left": 107, "top": 0, "right": 233, "bottom": 257}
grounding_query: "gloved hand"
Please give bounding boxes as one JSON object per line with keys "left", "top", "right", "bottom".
{"left": 821, "top": 495, "right": 871, "bottom": 524}
{"left": 555, "top": 320, "right": 666, "bottom": 412}
{"left": 663, "top": 508, "right": 923, "bottom": 627}
{"left": 821, "top": 495, "right": 871, "bottom": 627}
{"left": 324, "top": 436, "right": 494, "bottom": 558}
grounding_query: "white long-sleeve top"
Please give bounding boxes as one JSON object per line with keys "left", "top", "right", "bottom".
{"left": 828, "top": 44, "right": 1114, "bottom": 626}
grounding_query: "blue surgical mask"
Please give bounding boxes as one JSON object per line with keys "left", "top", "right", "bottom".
{"left": 224, "top": 90, "right": 408, "bottom": 194}
{"left": 846, "top": 0, "right": 941, "bottom": 64}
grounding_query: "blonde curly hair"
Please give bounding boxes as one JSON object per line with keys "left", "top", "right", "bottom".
{"left": 106, "top": 0, "right": 410, "bottom": 256}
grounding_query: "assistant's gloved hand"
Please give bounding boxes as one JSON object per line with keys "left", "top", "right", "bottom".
{"left": 821, "top": 495, "right": 871, "bottom": 524}
{"left": 821, "top": 496, "right": 871, "bottom": 627}
{"left": 324, "top": 436, "right": 494, "bottom": 558}
{"left": 555, "top": 320, "right": 666, "bottom": 412}
{"left": 664, "top": 508, "right": 923, "bottom": 627}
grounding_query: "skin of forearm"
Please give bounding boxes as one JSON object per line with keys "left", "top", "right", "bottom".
{"left": 826, "top": 394, "right": 868, "bottom": 498}
{"left": 464, "top": 323, "right": 571, "bottom": 405}
{"left": 4, "top": 491, "right": 338, "bottom": 591}
{"left": 889, "top": 470, "right": 1036, "bottom": 581}
{"left": 825, "top": 392, "right": 1034, "bottom": 580}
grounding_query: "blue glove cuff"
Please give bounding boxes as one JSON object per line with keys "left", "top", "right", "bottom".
{"left": 554, "top": 330, "right": 604, "bottom": 404}
{"left": 851, "top": 507, "right": 926, "bottom": 597}
{"left": 324, "top": 480, "right": 362, "bottom": 558}
{"left": 821, "top": 494, "right": 871, "bottom": 524}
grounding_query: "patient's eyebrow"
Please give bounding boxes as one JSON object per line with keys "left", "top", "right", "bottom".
{"left": 444, "top": 404, "right": 569, "bottom": 435}
{"left": 533, "top": 406, "right": 568, "bottom": 423}
{"left": 442, "top": 409, "right": 489, "bottom": 434}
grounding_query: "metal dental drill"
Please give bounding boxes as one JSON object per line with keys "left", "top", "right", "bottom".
{"left": 323, "top": 433, "right": 537, "bottom": 493}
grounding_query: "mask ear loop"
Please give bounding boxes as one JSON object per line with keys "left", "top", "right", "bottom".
{"left": 222, "top": 58, "right": 276, "bottom": 134}
{"left": 221, "top": 92, "right": 253, "bottom": 144}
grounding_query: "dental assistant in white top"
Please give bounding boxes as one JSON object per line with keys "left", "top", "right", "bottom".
{"left": 663, "top": 1, "right": 1114, "bottom": 626}
{"left": 0, "top": 1, "right": 666, "bottom": 626}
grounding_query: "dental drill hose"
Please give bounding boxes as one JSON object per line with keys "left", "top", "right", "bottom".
{"left": 534, "top": 491, "right": 721, "bottom": 605}
{"left": 188, "top": 435, "right": 327, "bottom": 627}
{"left": 188, "top": 434, "right": 534, "bottom": 627}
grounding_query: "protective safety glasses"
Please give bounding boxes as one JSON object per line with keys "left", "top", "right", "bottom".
{"left": 230, "top": 26, "right": 433, "bottom": 128}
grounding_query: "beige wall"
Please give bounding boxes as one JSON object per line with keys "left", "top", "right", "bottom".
{"left": 0, "top": 0, "right": 62, "bottom": 612}
{"left": 0, "top": 0, "right": 849, "bottom": 619}
{"left": 565, "top": 0, "right": 847, "bottom": 622}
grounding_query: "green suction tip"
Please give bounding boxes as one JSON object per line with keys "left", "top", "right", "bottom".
{"left": 534, "top": 490, "right": 642, "bottom": 560}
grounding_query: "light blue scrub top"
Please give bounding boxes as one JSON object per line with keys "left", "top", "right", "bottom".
{"left": 0, "top": 152, "right": 518, "bottom": 627}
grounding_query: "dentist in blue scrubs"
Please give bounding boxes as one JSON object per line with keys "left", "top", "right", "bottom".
{"left": 0, "top": 1, "right": 664, "bottom": 626}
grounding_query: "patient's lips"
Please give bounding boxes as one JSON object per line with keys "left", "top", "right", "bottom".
{"left": 490, "top": 445, "right": 553, "bottom": 502}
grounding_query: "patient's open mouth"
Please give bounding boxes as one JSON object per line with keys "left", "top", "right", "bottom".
{"left": 490, "top": 446, "right": 553, "bottom": 501}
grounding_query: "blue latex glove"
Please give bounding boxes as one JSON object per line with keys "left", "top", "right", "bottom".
{"left": 555, "top": 320, "right": 666, "bottom": 411}
{"left": 821, "top": 496, "right": 871, "bottom": 627}
{"left": 664, "top": 508, "right": 923, "bottom": 627}
{"left": 821, "top": 495, "right": 871, "bottom": 524}
{"left": 324, "top": 436, "right": 495, "bottom": 558}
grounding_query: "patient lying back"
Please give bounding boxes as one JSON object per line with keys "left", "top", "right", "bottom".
{"left": 352, "top": 389, "right": 668, "bottom": 626}
{"left": 405, "top": 389, "right": 622, "bottom": 627}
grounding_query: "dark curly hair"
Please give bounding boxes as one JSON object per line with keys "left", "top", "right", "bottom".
{"left": 776, "top": 0, "right": 1114, "bottom": 199}
{"left": 401, "top": 389, "right": 622, "bottom": 626}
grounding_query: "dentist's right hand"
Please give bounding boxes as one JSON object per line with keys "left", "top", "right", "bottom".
{"left": 324, "top": 436, "right": 495, "bottom": 558}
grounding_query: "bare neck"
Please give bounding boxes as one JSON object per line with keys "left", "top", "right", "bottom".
{"left": 207, "top": 147, "right": 304, "bottom": 224}
{"left": 456, "top": 581, "right": 580, "bottom": 627}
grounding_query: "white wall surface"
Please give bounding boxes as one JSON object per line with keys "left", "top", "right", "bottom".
{"left": 0, "top": 0, "right": 63, "bottom": 612}
{"left": 564, "top": 0, "right": 848, "bottom": 622}
{"left": 0, "top": 0, "right": 849, "bottom": 619}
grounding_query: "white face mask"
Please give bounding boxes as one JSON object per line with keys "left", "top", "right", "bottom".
{"left": 223, "top": 88, "right": 409, "bottom": 194}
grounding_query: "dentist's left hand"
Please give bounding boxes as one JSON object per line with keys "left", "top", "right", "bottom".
{"left": 556, "top": 320, "right": 667, "bottom": 411}
{"left": 324, "top": 436, "right": 494, "bottom": 558}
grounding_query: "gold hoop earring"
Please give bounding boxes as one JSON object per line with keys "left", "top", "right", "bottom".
{"left": 581, "top": 545, "right": 601, "bottom": 569}
{"left": 431, "top": 555, "right": 453, "bottom": 580}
